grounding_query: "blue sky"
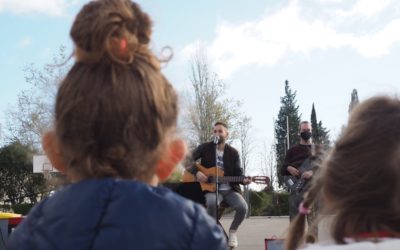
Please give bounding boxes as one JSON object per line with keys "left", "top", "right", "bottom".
{"left": 1, "top": 0, "right": 400, "bottom": 175}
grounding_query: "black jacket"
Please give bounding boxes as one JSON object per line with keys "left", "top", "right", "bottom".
{"left": 189, "top": 142, "right": 243, "bottom": 193}
{"left": 280, "top": 144, "right": 322, "bottom": 176}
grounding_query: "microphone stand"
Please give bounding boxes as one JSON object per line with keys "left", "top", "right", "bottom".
{"left": 213, "top": 137, "right": 230, "bottom": 240}
{"left": 215, "top": 162, "right": 220, "bottom": 224}
{"left": 214, "top": 137, "right": 220, "bottom": 224}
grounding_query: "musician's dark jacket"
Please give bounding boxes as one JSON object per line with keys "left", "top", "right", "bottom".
{"left": 280, "top": 144, "right": 321, "bottom": 176}
{"left": 189, "top": 141, "right": 244, "bottom": 193}
{"left": 8, "top": 178, "right": 227, "bottom": 250}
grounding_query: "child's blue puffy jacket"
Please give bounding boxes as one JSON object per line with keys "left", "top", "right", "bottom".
{"left": 8, "top": 178, "right": 227, "bottom": 250}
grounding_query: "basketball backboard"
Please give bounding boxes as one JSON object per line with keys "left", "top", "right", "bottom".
{"left": 33, "top": 155, "right": 58, "bottom": 173}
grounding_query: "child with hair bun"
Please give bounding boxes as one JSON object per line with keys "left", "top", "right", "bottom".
{"left": 285, "top": 96, "right": 400, "bottom": 250}
{"left": 8, "top": 0, "right": 226, "bottom": 249}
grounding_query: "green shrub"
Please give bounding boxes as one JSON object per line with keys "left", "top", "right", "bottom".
{"left": 264, "top": 192, "right": 289, "bottom": 216}
{"left": 248, "top": 190, "right": 289, "bottom": 216}
{"left": 0, "top": 204, "right": 12, "bottom": 212}
{"left": 12, "top": 203, "right": 34, "bottom": 215}
{"left": 249, "top": 190, "right": 270, "bottom": 216}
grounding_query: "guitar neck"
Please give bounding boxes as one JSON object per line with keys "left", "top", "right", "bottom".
{"left": 194, "top": 165, "right": 268, "bottom": 185}
{"left": 210, "top": 176, "right": 245, "bottom": 183}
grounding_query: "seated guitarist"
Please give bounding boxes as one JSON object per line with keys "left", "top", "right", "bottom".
{"left": 281, "top": 121, "right": 320, "bottom": 223}
{"left": 187, "top": 121, "right": 251, "bottom": 248}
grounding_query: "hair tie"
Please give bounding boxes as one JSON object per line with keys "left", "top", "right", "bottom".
{"left": 298, "top": 202, "right": 311, "bottom": 215}
{"left": 107, "top": 37, "right": 133, "bottom": 64}
{"left": 120, "top": 38, "right": 127, "bottom": 51}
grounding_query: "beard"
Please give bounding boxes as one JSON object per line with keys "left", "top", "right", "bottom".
{"left": 218, "top": 136, "right": 226, "bottom": 144}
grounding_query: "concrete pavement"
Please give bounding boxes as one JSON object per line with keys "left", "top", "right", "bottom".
{"left": 220, "top": 216, "right": 290, "bottom": 250}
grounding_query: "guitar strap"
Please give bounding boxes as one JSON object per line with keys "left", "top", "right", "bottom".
{"left": 310, "top": 143, "right": 316, "bottom": 157}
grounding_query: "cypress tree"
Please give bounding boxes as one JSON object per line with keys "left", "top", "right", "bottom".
{"left": 310, "top": 103, "right": 330, "bottom": 147}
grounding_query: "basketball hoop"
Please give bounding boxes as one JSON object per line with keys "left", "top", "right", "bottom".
{"left": 42, "top": 162, "right": 53, "bottom": 180}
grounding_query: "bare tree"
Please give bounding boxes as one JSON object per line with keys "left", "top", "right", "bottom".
{"left": 236, "top": 114, "right": 254, "bottom": 214}
{"left": 5, "top": 46, "right": 71, "bottom": 150}
{"left": 237, "top": 115, "right": 253, "bottom": 176}
{"left": 258, "top": 142, "right": 277, "bottom": 191}
{"left": 182, "top": 46, "right": 241, "bottom": 148}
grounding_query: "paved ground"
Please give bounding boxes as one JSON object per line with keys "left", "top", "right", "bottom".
{"left": 220, "top": 216, "right": 290, "bottom": 250}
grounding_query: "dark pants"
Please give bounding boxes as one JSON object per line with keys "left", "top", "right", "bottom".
{"left": 289, "top": 191, "right": 318, "bottom": 238}
{"left": 289, "top": 191, "right": 302, "bottom": 221}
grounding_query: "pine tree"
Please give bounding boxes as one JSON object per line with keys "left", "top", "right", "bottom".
{"left": 274, "top": 80, "right": 301, "bottom": 187}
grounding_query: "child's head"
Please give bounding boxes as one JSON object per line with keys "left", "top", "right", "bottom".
{"left": 321, "top": 96, "right": 400, "bottom": 240}
{"left": 44, "top": 0, "right": 185, "bottom": 183}
{"left": 286, "top": 96, "right": 400, "bottom": 249}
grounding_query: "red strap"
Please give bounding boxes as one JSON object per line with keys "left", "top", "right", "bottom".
{"left": 8, "top": 217, "right": 23, "bottom": 226}
{"left": 356, "top": 231, "right": 400, "bottom": 238}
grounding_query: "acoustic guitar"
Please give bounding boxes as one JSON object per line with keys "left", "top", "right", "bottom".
{"left": 182, "top": 164, "right": 270, "bottom": 192}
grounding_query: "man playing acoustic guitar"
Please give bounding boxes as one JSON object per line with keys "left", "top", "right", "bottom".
{"left": 187, "top": 121, "right": 251, "bottom": 248}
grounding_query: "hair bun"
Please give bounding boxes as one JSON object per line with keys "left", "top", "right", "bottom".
{"left": 71, "top": 0, "right": 156, "bottom": 66}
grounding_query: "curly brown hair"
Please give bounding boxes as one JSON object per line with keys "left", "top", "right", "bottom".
{"left": 286, "top": 96, "right": 400, "bottom": 250}
{"left": 55, "top": 0, "right": 178, "bottom": 182}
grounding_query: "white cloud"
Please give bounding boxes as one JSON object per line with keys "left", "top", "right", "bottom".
{"left": 182, "top": 0, "right": 400, "bottom": 78}
{"left": 18, "top": 38, "right": 32, "bottom": 48}
{"left": 353, "top": 19, "right": 400, "bottom": 57}
{"left": 0, "top": 0, "right": 77, "bottom": 16}
{"left": 180, "top": 40, "right": 205, "bottom": 63}
{"left": 334, "top": 0, "right": 393, "bottom": 19}
{"left": 317, "top": 0, "right": 345, "bottom": 3}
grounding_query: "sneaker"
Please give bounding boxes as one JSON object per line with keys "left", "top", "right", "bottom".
{"left": 228, "top": 230, "right": 238, "bottom": 247}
